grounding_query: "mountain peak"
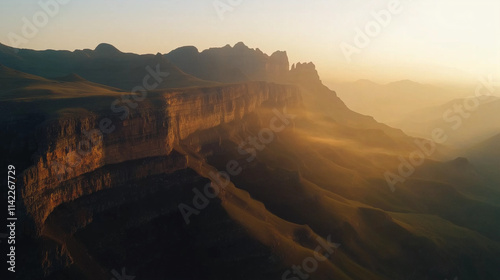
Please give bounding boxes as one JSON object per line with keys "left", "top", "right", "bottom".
{"left": 233, "top": 42, "right": 249, "bottom": 49}
{"left": 289, "top": 62, "right": 322, "bottom": 86}
{"left": 94, "top": 43, "right": 121, "bottom": 55}
{"left": 294, "top": 62, "right": 316, "bottom": 70}
{"left": 290, "top": 62, "right": 318, "bottom": 74}
{"left": 169, "top": 46, "right": 199, "bottom": 55}
{"left": 270, "top": 50, "right": 287, "bottom": 59}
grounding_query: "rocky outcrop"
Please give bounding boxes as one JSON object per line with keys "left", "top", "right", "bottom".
{"left": 267, "top": 51, "right": 290, "bottom": 83}
{"left": 290, "top": 62, "right": 323, "bottom": 87}
{"left": 165, "top": 42, "right": 290, "bottom": 83}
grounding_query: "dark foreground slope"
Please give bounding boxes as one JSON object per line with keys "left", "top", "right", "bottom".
{"left": 1, "top": 45, "right": 500, "bottom": 280}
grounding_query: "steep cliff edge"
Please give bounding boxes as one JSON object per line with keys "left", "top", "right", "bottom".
{"left": 16, "top": 81, "right": 302, "bottom": 235}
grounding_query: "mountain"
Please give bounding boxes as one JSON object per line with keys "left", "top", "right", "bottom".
{"left": 1, "top": 44, "right": 500, "bottom": 280}
{"left": 394, "top": 96, "right": 500, "bottom": 147}
{"left": 0, "top": 42, "right": 217, "bottom": 90}
{"left": 165, "top": 42, "right": 289, "bottom": 83}
{"left": 165, "top": 42, "right": 412, "bottom": 143}
{"left": 465, "top": 133, "right": 500, "bottom": 183}
{"left": 335, "top": 79, "right": 471, "bottom": 124}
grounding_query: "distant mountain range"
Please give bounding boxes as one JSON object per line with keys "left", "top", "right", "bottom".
{"left": 335, "top": 78, "right": 499, "bottom": 148}
{"left": 0, "top": 42, "right": 217, "bottom": 90}
{"left": 335, "top": 79, "right": 471, "bottom": 124}
{"left": 395, "top": 96, "right": 500, "bottom": 147}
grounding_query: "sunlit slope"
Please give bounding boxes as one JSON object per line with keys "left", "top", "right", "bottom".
{"left": 176, "top": 60, "right": 500, "bottom": 279}
{"left": 179, "top": 100, "right": 500, "bottom": 279}
{"left": 0, "top": 64, "right": 122, "bottom": 101}
{"left": 168, "top": 60, "right": 500, "bottom": 279}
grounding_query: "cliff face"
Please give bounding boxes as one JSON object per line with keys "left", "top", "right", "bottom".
{"left": 290, "top": 62, "right": 323, "bottom": 88}
{"left": 19, "top": 82, "right": 302, "bottom": 234}
{"left": 267, "top": 51, "right": 290, "bottom": 83}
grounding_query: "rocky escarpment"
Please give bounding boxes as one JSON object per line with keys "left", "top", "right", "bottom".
{"left": 19, "top": 82, "right": 302, "bottom": 235}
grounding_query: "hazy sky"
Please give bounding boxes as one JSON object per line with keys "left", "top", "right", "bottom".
{"left": 1, "top": 0, "right": 499, "bottom": 85}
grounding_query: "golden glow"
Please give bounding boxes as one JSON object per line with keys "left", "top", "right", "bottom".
{"left": 1, "top": 0, "right": 498, "bottom": 85}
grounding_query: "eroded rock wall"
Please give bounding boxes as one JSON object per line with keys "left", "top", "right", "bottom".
{"left": 19, "top": 81, "right": 302, "bottom": 234}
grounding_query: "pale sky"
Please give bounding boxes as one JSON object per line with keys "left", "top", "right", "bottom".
{"left": 0, "top": 0, "right": 499, "bottom": 86}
